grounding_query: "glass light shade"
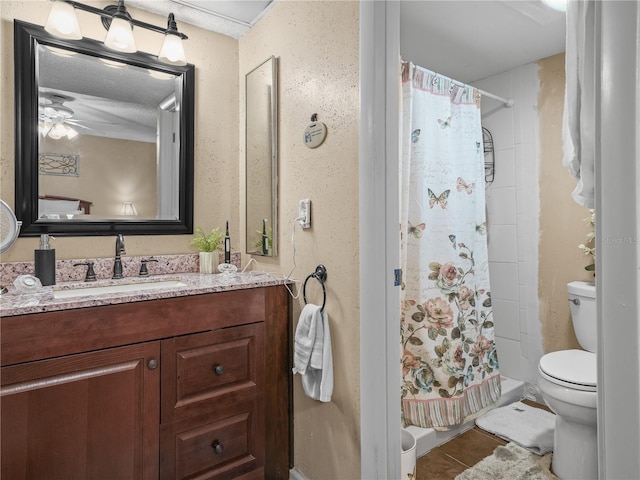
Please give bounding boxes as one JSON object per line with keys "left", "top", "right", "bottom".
{"left": 158, "top": 34, "right": 186, "bottom": 66}
{"left": 45, "top": 1, "right": 82, "bottom": 40}
{"left": 39, "top": 121, "right": 52, "bottom": 137}
{"left": 122, "top": 202, "right": 138, "bottom": 216}
{"left": 49, "top": 122, "right": 67, "bottom": 139}
{"left": 66, "top": 127, "right": 79, "bottom": 139}
{"left": 104, "top": 17, "right": 137, "bottom": 53}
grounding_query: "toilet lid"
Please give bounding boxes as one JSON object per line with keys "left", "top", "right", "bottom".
{"left": 539, "top": 350, "right": 597, "bottom": 390}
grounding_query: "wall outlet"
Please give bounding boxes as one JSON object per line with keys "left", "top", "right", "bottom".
{"left": 298, "top": 199, "right": 311, "bottom": 229}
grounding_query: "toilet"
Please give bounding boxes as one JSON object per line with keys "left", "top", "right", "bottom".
{"left": 537, "top": 281, "right": 597, "bottom": 480}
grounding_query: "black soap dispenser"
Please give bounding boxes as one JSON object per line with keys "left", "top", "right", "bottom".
{"left": 34, "top": 234, "right": 56, "bottom": 286}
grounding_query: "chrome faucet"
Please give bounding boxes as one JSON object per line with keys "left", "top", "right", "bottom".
{"left": 112, "top": 234, "right": 126, "bottom": 279}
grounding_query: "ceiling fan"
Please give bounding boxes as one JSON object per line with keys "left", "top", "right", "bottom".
{"left": 38, "top": 92, "right": 113, "bottom": 139}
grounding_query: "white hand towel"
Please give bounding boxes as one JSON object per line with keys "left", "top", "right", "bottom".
{"left": 293, "top": 304, "right": 333, "bottom": 402}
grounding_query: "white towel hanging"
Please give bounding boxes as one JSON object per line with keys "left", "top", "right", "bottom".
{"left": 293, "top": 303, "right": 333, "bottom": 402}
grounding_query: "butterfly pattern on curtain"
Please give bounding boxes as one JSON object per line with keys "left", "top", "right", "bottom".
{"left": 400, "top": 62, "right": 501, "bottom": 430}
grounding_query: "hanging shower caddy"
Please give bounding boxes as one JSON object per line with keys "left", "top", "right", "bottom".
{"left": 482, "top": 126, "right": 495, "bottom": 185}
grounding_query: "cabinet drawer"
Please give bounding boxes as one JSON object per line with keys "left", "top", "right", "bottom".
{"left": 162, "top": 323, "right": 265, "bottom": 423}
{"left": 160, "top": 398, "right": 265, "bottom": 480}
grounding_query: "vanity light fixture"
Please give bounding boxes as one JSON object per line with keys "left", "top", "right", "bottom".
{"left": 44, "top": 0, "right": 188, "bottom": 64}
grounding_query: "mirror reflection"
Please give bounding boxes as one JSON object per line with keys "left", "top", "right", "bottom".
{"left": 15, "top": 20, "right": 194, "bottom": 236}
{"left": 37, "top": 44, "right": 181, "bottom": 221}
{"left": 246, "top": 56, "right": 278, "bottom": 256}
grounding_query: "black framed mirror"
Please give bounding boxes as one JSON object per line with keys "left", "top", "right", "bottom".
{"left": 14, "top": 20, "right": 194, "bottom": 236}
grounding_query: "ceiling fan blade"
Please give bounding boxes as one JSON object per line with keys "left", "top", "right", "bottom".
{"left": 70, "top": 123, "right": 104, "bottom": 134}
{"left": 66, "top": 119, "right": 119, "bottom": 126}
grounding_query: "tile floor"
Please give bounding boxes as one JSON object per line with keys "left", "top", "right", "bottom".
{"left": 415, "top": 400, "right": 551, "bottom": 480}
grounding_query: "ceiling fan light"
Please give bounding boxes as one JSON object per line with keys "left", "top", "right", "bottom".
{"left": 45, "top": 0, "right": 82, "bottom": 40}
{"left": 49, "top": 122, "right": 67, "bottom": 140}
{"left": 66, "top": 126, "right": 79, "bottom": 139}
{"left": 43, "top": 105, "right": 58, "bottom": 117}
{"left": 105, "top": 16, "right": 137, "bottom": 53}
{"left": 39, "top": 121, "right": 53, "bottom": 137}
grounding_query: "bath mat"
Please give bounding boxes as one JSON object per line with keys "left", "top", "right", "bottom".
{"left": 455, "top": 442, "right": 558, "bottom": 480}
{"left": 475, "top": 401, "right": 555, "bottom": 455}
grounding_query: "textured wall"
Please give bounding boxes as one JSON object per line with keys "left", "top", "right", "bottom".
{"left": 537, "top": 53, "right": 594, "bottom": 353}
{"left": 240, "top": 2, "right": 361, "bottom": 478}
{"left": 0, "top": 1, "right": 239, "bottom": 260}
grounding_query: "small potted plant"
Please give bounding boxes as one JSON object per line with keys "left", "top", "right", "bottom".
{"left": 190, "top": 226, "right": 224, "bottom": 273}
{"left": 578, "top": 209, "right": 595, "bottom": 274}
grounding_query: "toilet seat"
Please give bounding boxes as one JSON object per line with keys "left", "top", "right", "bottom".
{"left": 538, "top": 349, "right": 597, "bottom": 392}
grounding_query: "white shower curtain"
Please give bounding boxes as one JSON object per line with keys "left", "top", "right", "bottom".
{"left": 400, "top": 62, "right": 501, "bottom": 430}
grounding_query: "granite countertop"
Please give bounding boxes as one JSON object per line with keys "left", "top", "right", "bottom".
{"left": 0, "top": 272, "right": 290, "bottom": 317}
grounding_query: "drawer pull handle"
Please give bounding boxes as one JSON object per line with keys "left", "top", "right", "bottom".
{"left": 211, "top": 442, "right": 224, "bottom": 454}
{"left": 213, "top": 365, "right": 224, "bottom": 375}
{"left": 147, "top": 359, "right": 158, "bottom": 370}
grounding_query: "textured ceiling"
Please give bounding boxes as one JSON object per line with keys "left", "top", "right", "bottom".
{"left": 400, "top": 0, "right": 566, "bottom": 83}
{"left": 126, "top": 0, "right": 274, "bottom": 39}
{"left": 128, "top": 0, "right": 565, "bottom": 82}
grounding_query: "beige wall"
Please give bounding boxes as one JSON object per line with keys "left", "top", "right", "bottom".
{"left": 240, "top": 2, "right": 361, "bottom": 478}
{"left": 538, "top": 53, "right": 594, "bottom": 353}
{"left": 39, "top": 136, "right": 157, "bottom": 218}
{"left": 0, "top": 1, "right": 239, "bottom": 260}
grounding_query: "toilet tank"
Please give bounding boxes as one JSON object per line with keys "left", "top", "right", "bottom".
{"left": 568, "top": 281, "right": 597, "bottom": 353}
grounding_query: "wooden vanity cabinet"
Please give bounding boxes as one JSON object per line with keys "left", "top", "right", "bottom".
{"left": 1, "top": 342, "right": 160, "bottom": 480}
{"left": 0, "top": 286, "right": 291, "bottom": 480}
{"left": 160, "top": 323, "right": 266, "bottom": 479}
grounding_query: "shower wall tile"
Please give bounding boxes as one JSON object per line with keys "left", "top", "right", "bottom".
{"left": 488, "top": 225, "right": 518, "bottom": 263}
{"left": 519, "top": 286, "right": 528, "bottom": 308}
{"left": 516, "top": 188, "right": 531, "bottom": 215}
{"left": 489, "top": 148, "right": 516, "bottom": 189}
{"left": 481, "top": 62, "right": 541, "bottom": 387}
{"left": 493, "top": 299, "right": 520, "bottom": 341}
{"left": 517, "top": 236, "right": 527, "bottom": 262}
{"left": 482, "top": 108, "right": 514, "bottom": 152}
{"left": 494, "top": 336, "right": 522, "bottom": 379}
{"left": 516, "top": 213, "right": 532, "bottom": 239}
{"left": 519, "top": 308, "right": 529, "bottom": 335}
{"left": 520, "top": 333, "right": 530, "bottom": 359}
{"left": 512, "top": 64, "right": 539, "bottom": 146}
{"left": 486, "top": 187, "right": 517, "bottom": 224}
{"left": 488, "top": 262, "right": 519, "bottom": 301}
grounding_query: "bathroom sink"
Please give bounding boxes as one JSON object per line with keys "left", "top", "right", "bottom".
{"left": 53, "top": 279, "right": 187, "bottom": 299}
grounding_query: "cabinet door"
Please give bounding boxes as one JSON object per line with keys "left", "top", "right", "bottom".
{"left": 1, "top": 342, "right": 160, "bottom": 480}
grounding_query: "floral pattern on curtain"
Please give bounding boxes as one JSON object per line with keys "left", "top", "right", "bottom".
{"left": 400, "top": 62, "right": 501, "bottom": 430}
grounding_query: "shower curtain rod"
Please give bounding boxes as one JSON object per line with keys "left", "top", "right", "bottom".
{"left": 476, "top": 87, "right": 514, "bottom": 108}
